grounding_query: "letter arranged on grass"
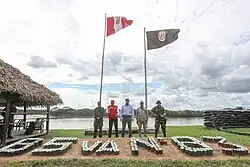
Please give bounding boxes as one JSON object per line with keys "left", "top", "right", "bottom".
{"left": 130, "top": 138, "right": 139, "bottom": 155}
{"left": 157, "top": 137, "right": 168, "bottom": 145}
{"left": 130, "top": 137, "right": 163, "bottom": 156}
{"left": 82, "top": 140, "right": 102, "bottom": 155}
{"left": 32, "top": 137, "right": 78, "bottom": 156}
{"left": 0, "top": 136, "right": 248, "bottom": 157}
{"left": 95, "top": 140, "right": 120, "bottom": 156}
{"left": 171, "top": 136, "right": 213, "bottom": 156}
{"left": 0, "top": 138, "right": 43, "bottom": 156}
{"left": 202, "top": 136, "right": 248, "bottom": 156}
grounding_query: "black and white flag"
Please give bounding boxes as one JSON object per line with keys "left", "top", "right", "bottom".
{"left": 146, "top": 29, "right": 180, "bottom": 50}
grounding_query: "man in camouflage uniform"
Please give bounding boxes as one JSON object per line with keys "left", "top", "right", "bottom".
{"left": 151, "top": 100, "right": 167, "bottom": 138}
{"left": 93, "top": 101, "right": 105, "bottom": 138}
{"left": 136, "top": 101, "right": 148, "bottom": 137}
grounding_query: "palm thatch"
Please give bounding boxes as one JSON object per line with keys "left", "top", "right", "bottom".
{"left": 0, "top": 59, "right": 63, "bottom": 106}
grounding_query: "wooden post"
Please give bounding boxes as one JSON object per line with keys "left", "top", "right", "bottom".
{"left": 23, "top": 102, "right": 27, "bottom": 130}
{"left": 2, "top": 96, "right": 11, "bottom": 145}
{"left": 46, "top": 105, "right": 50, "bottom": 134}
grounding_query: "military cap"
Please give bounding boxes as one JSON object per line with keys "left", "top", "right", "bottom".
{"left": 156, "top": 100, "right": 161, "bottom": 104}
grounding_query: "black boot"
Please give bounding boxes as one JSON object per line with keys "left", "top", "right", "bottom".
{"left": 155, "top": 133, "right": 158, "bottom": 138}
{"left": 163, "top": 133, "right": 166, "bottom": 137}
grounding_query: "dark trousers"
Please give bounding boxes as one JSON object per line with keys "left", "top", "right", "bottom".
{"left": 121, "top": 115, "right": 132, "bottom": 137}
{"left": 155, "top": 121, "right": 166, "bottom": 137}
{"left": 108, "top": 119, "right": 118, "bottom": 138}
{"left": 0, "top": 125, "right": 13, "bottom": 143}
{"left": 7, "top": 125, "right": 13, "bottom": 137}
{"left": 0, "top": 125, "right": 3, "bottom": 144}
{"left": 93, "top": 119, "right": 103, "bottom": 138}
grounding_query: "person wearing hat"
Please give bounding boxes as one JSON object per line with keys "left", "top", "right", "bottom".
{"left": 120, "top": 98, "right": 134, "bottom": 137}
{"left": 136, "top": 101, "right": 148, "bottom": 137}
{"left": 107, "top": 100, "right": 119, "bottom": 138}
{"left": 93, "top": 101, "right": 105, "bottom": 138}
{"left": 151, "top": 100, "right": 167, "bottom": 137}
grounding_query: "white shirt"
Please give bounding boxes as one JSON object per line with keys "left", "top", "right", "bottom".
{"left": 120, "top": 104, "right": 134, "bottom": 117}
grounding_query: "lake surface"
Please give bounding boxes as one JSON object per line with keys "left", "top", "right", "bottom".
{"left": 49, "top": 117, "right": 204, "bottom": 130}
{"left": 1, "top": 115, "right": 204, "bottom": 129}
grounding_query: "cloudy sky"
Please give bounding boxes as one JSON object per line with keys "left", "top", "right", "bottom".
{"left": 1, "top": 0, "right": 250, "bottom": 110}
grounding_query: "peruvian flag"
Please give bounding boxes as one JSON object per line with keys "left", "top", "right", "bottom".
{"left": 106, "top": 16, "right": 133, "bottom": 37}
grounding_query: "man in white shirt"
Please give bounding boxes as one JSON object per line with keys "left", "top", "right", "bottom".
{"left": 120, "top": 98, "right": 134, "bottom": 138}
{"left": 136, "top": 101, "right": 148, "bottom": 137}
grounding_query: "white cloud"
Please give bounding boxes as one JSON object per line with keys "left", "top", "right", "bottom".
{"left": 1, "top": 0, "right": 250, "bottom": 110}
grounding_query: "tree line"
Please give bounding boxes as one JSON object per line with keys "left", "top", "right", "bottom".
{"left": 48, "top": 107, "right": 204, "bottom": 118}
{"left": 16, "top": 106, "right": 247, "bottom": 119}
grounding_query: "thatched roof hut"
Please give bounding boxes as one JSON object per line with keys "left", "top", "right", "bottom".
{"left": 0, "top": 59, "right": 63, "bottom": 106}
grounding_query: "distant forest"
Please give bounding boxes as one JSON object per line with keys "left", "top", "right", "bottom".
{"left": 49, "top": 107, "right": 204, "bottom": 118}
{"left": 21, "top": 106, "right": 246, "bottom": 119}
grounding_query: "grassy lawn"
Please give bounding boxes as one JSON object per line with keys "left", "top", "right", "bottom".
{"left": 47, "top": 126, "right": 250, "bottom": 145}
{"left": 46, "top": 129, "right": 86, "bottom": 139}
{"left": 1, "top": 126, "right": 250, "bottom": 167}
{"left": 1, "top": 159, "right": 250, "bottom": 167}
{"left": 226, "top": 128, "right": 250, "bottom": 133}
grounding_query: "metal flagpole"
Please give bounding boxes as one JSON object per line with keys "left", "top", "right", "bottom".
{"left": 144, "top": 27, "right": 148, "bottom": 111}
{"left": 99, "top": 13, "right": 107, "bottom": 105}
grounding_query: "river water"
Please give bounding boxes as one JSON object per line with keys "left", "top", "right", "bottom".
{"left": 1, "top": 115, "right": 203, "bottom": 129}
{"left": 49, "top": 117, "right": 204, "bottom": 130}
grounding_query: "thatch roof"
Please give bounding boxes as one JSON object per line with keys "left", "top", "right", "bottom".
{"left": 0, "top": 59, "right": 63, "bottom": 106}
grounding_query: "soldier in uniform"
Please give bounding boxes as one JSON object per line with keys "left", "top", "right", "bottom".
{"left": 136, "top": 101, "right": 148, "bottom": 137}
{"left": 93, "top": 101, "right": 105, "bottom": 138}
{"left": 151, "top": 100, "right": 167, "bottom": 138}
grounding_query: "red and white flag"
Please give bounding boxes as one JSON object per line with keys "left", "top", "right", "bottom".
{"left": 106, "top": 16, "right": 133, "bottom": 36}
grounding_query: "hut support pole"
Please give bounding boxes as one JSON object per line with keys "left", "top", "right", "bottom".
{"left": 2, "top": 96, "right": 11, "bottom": 145}
{"left": 23, "top": 102, "right": 27, "bottom": 130}
{"left": 46, "top": 105, "right": 50, "bottom": 134}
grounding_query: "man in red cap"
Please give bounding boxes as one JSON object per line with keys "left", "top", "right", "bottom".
{"left": 107, "top": 100, "right": 119, "bottom": 138}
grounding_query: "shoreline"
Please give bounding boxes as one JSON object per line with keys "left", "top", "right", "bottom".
{"left": 50, "top": 116, "right": 204, "bottom": 119}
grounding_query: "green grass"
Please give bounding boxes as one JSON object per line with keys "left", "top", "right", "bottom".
{"left": 1, "top": 126, "right": 250, "bottom": 167}
{"left": 46, "top": 129, "right": 86, "bottom": 139}
{"left": 226, "top": 128, "right": 250, "bottom": 133}
{"left": 47, "top": 126, "right": 250, "bottom": 145}
{"left": 1, "top": 159, "right": 250, "bottom": 167}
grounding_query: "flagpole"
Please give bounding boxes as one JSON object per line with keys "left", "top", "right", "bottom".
{"left": 144, "top": 27, "right": 148, "bottom": 112}
{"left": 99, "top": 13, "right": 107, "bottom": 105}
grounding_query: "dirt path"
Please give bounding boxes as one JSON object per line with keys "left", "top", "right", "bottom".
{"left": 0, "top": 138, "right": 249, "bottom": 163}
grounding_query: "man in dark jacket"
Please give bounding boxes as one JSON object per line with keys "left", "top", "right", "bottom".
{"left": 93, "top": 101, "right": 105, "bottom": 138}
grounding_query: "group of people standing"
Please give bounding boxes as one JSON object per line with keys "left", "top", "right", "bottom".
{"left": 93, "top": 98, "right": 167, "bottom": 138}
